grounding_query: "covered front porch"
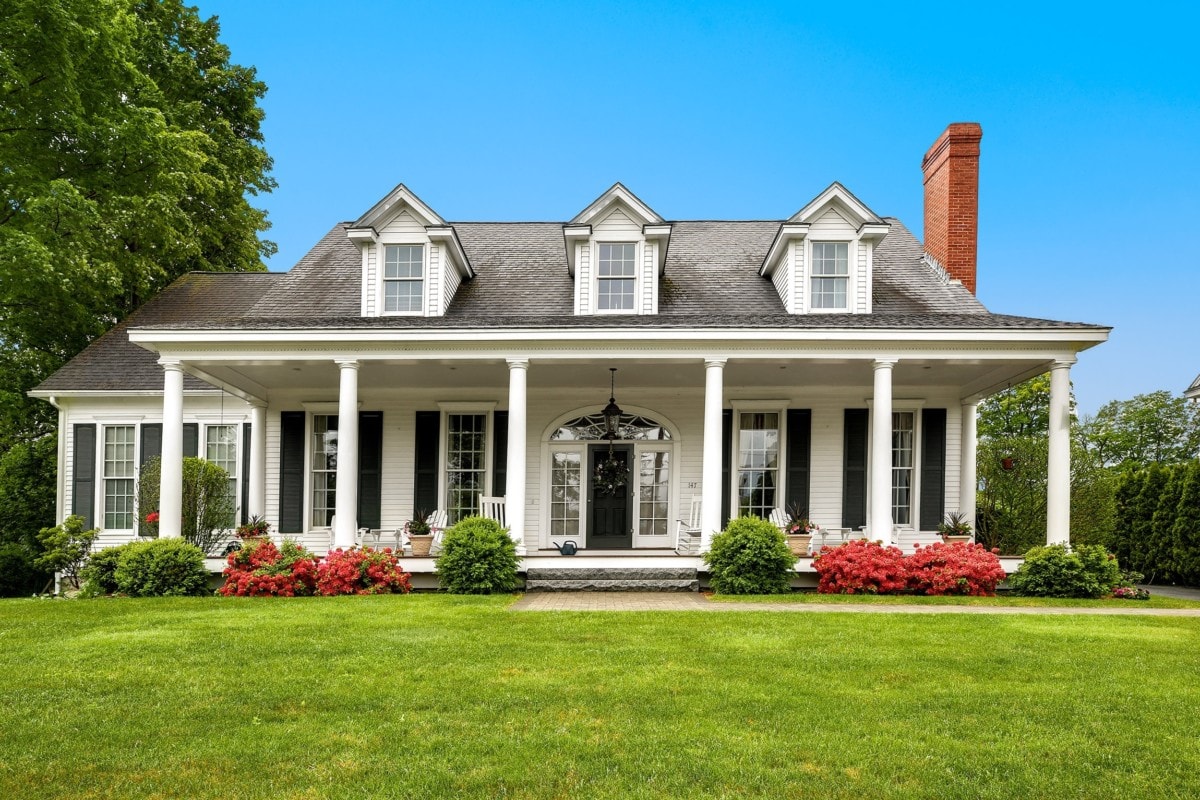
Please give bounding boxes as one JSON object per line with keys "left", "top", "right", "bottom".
{"left": 129, "top": 327, "right": 1089, "bottom": 562}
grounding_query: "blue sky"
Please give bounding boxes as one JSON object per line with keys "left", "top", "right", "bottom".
{"left": 199, "top": 0, "right": 1199, "bottom": 415}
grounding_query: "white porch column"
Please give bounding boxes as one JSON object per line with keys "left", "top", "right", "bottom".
{"left": 959, "top": 400, "right": 978, "bottom": 532}
{"left": 248, "top": 402, "right": 267, "bottom": 520}
{"left": 506, "top": 358, "right": 528, "bottom": 554}
{"left": 869, "top": 359, "right": 897, "bottom": 543}
{"left": 158, "top": 359, "right": 184, "bottom": 539}
{"left": 1046, "top": 358, "right": 1074, "bottom": 546}
{"left": 701, "top": 358, "right": 726, "bottom": 547}
{"left": 333, "top": 360, "right": 359, "bottom": 549}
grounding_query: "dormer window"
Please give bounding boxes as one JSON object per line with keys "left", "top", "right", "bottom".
{"left": 811, "top": 242, "right": 849, "bottom": 311}
{"left": 597, "top": 243, "right": 637, "bottom": 311}
{"left": 383, "top": 244, "right": 424, "bottom": 313}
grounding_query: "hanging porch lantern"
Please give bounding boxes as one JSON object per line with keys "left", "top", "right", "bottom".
{"left": 602, "top": 367, "right": 623, "bottom": 440}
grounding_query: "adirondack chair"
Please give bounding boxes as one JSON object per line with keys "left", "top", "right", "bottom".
{"left": 427, "top": 509, "right": 450, "bottom": 555}
{"left": 768, "top": 507, "right": 789, "bottom": 531}
{"left": 675, "top": 496, "right": 703, "bottom": 555}
{"left": 479, "top": 496, "right": 507, "bottom": 527}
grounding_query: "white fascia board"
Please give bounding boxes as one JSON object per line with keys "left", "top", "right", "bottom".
{"left": 758, "top": 223, "right": 810, "bottom": 276}
{"left": 562, "top": 225, "right": 591, "bottom": 276}
{"left": 352, "top": 183, "right": 446, "bottom": 229}
{"left": 570, "top": 182, "right": 664, "bottom": 226}
{"left": 643, "top": 224, "right": 672, "bottom": 275}
{"left": 426, "top": 226, "right": 475, "bottom": 279}
{"left": 129, "top": 325, "right": 1110, "bottom": 352}
{"left": 857, "top": 222, "right": 890, "bottom": 241}
{"left": 27, "top": 389, "right": 225, "bottom": 399}
{"left": 788, "top": 182, "right": 883, "bottom": 226}
{"left": 346, "top": 227, "right": 378, "bottom": 244}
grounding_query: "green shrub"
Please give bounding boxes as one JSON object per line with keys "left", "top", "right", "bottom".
{"left": 704, "top": 516, "right": 797, "bottom": 595}
{"left": 113, "top": 538, "right": 210, "bottom": 597}
{"left": 0, "top": 543, "right": 48, "bottom": 597}
{"left": 1008, "top": 543, "right": 1122, "bottom": 598}
{"left": 35, "top": 515, "right": 99, "bottom": 591}
{"left": 435, "top": 516, "right": 518, "bottom": 594}
{"left": 137, "top": 456, "right": 235, "bottom": 554}
{"left": 79, "top": 542, "right": 141, "bottom": 597}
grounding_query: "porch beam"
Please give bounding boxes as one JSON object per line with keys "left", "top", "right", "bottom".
{"left": 1046, "top": 358, "right": 1074, "bottom": 545}
{"left": 869, "top": 358, "right": 897, "bottom": 542}
{"left": 701, "top": 358, "right": 726, "bottom": 547}
{"left": 506, "top": 358, "right": 528, "bottom": 554}
{"left": 158, "top": 359, "right": 184, "bottom": 539}
{"left": 333, "top": 360, "right": 359, "bottom": 549}
{"left": 960, "top": 400, "right": 978, "bottom": 532}
{"left": 248, "top": 402, "right": 267, "bottom": 520}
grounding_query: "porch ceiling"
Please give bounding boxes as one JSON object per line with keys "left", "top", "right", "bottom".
{"left": 185, "top": 356, "right": 1053, "bottom": 403}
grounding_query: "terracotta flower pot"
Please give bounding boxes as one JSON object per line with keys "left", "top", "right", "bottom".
{"left": 941, "top": 534, "right": 972, "bottom": 544}
{"left": 410, "top": 534, "right": 434, "bottom": 557}
{"left": 787, "top": 534, "right": 813, "bottom": 556}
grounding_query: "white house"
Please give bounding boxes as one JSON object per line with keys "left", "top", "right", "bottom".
{"left": 1186, "top": 374, "right": 1200, "bottom": 403}
{"left": 30, "top": 123, "right": 1109, "bottom": 578}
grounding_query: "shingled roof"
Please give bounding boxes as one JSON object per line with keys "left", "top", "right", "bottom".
{"left": 34, "top": 213, "right": 1107, "bottom": 393}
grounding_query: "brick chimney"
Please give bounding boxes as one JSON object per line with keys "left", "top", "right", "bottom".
{"left": 922, "top": 122, "right": 983, "bottom": 293}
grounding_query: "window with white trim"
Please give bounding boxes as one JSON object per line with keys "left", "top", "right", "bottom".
{"left": 311, "top": 415, "right": 338, "bottom": 527}
{"left": 446, "top": 413, "right": 487, "bottom": 523}
{"left": 892, "top": 411, "right": 915, "bottom": 525}
{"left": 206, "top": 424, "right": 238, "bottom": 521}
{"left": 597, "top": 243, "right": 636, "bottom": 311}
{"left": 103, "top": 425, "right": 136, "bottom": 529}
{"left": 810, "top": 241, "right": 849, "bottom": 310}
{"left": 550, "top": 451, "right": 582, "bottom": 537}
{"left": 383, "top": 244, "right": 424, "bottom": 313}
{"left": 736, "top": 412, "right": 779, "bottom": 519}
{"left": 638, "top": 450, "right": 670, "bottom": 536}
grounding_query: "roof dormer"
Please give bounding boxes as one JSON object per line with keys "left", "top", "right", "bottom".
{"left": 347, "top": 184, "right": 473, "bottom": 317}
{"left": 564, "top": 183, "right": 671, "bottom": 316}
{"left": 759, "top": 182, "right": 889, "bottom": 315}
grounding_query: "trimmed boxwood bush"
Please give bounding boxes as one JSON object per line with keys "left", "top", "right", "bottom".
{"left": 0, "top": 543, "right": 47, "bottom": 597}
{"left": 435, "top": 516, "right": 518, "bottom": 594}
{"left": 113, "top": 538, "right": 210, "bottom": 597}
{"left": 80, "top": 542, "right": 141, "bottom": 597}
{"left": 1007, "top": 543, "right": 1122, "bottom": 598}
{"left": 704, "top": 516, "right": 797, "bottom": 595}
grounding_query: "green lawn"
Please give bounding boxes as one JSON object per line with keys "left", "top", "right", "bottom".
{"left": 2, "top": 596, "right": 1198, "bottom": 799}
{"left": 710, "top": 592, "right": 1200, "bottom": 609}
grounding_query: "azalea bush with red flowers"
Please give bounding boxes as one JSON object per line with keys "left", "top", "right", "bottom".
{"left": 218, "top": 538, "right": 319, "bottom": 597}
{"left": 906, "top": 541, "right": 1006, "bottom": 596}
{"left": 316, "top": 547, "right": 412, "bottom": 596}
{"left": 813, "top": 539, "right": 908, "bottom": 594}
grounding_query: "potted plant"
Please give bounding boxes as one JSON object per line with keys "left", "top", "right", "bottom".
{"left": 235, "top": 515, "right": 271, "bottom": 540}
{"left": 938, "top": 511, "right": 973, "bottom": 543}
{"left": 406, "top": 510, "right": 434, "bottom": 556}
{"left": 783, "top": 504, "right": 819, "bottom": 556}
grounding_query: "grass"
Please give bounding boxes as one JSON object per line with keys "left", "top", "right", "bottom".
{"left": 1, "top": 595, "right": 1198, "bottom": 799}
{"left": 709, "top": 592, "right": 1200, "bottom": 609}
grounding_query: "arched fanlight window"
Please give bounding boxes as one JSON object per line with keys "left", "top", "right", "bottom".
{"left": 550, "top": 413, "right": 672, "bottom": 441}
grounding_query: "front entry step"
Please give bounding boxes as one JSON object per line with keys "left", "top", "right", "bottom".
{"left": 525, "top": 567, "right": 699, "bottom": 593}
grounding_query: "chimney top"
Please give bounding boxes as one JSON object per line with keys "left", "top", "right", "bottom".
{"left": 922, "top": 123, "right": 983, "bottom": 294}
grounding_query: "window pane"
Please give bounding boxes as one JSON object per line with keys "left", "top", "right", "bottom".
{"left": 812, "top": 242, "right": 848, "bottom": 275}
{"left": 311, "top": 415, "right": 338, "bottom": 527}
{"left": 103, "top": 426, "right": 135, "bottom": 528}
{"left": 892, "top": 412, "right": 915, "bottom": 526}
{"left": 446, "top": 414, "right": 487, "bottom": 524}
{"left": 550, "top": 451, "right": 581, "bottom": 537}
{"left": 638, "top": 450, "right": 670, "bottom": 537}
{"left": 736, "top": 413, "right": 778, "bottom": 519}
{"left": 598, "top": 243, "right": 636, "bottom": 276}
{"left": 597, "top": 278, "right": 635, "bottom": 310}
{"left": 384, "top": 245, "right": 423, "bottom": 278}
{"left": 384, "top": 279, "right": 423, "bottom": 313}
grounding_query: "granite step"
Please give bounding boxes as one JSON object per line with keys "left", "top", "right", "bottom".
{"left": 525, "top": 567, "right": 699, "bottom": 592}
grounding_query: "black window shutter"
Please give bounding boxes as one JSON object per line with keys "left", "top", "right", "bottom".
{"left": 920, "top": 408, "right": 947, "bottom": 531}
{"left": 842, "top": 409, "right": 869, "bottom": 530}
{"left": 140, "top": 424, "right": 162, "bottom": 467}
{"left": 278, "top": 412, "right": 305, "bottom": 533}
{"left": 414, "top": 411, "right": 440, "bottom": 515}
{"left": 240, "top": 422, "right": 251, "bottom": 525}
{"left": 786, "top": 409, "right": 812, "bottom": 516}
{"left": 357, "top": 411, "right": 383, "bottom": 530}
{"left": 72, "top": 424, "right": 97, "bottom": 530}
{"left": 182, "top": 423, "right": 199, "bottom": 458}
{"left": 720, "top": 409, "right": 732, "bottom": 527}
{"left": 492, "top": 411, "right": 508, "bottom": 498}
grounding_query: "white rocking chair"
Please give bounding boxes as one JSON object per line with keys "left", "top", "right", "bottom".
{"left": 675, "top": 496, "right": 703, "bottom": 555}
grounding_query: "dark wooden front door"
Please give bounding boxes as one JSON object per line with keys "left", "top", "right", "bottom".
{"left": 588, "top": 444, "right": 633, "bottom": 548}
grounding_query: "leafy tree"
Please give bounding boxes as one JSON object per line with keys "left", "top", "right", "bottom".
{"left": 1146, "top": 464, "right": 1185, "bottom": 583}
{"left": 137, "top": 456, "right": 234, "bottom": 555}
{"left": 1081, "top": 391, "right": 1200, "bottom": 469}
{"left": 0, "top": 436, "right": 57, "bottom": 549}
{"left": 1110, "top": 468, "right": 1146, "bottom": 568}
{"left": 977, "top": 374, "right": 1056, "bottom": 440}
{"left": 1169, "top": 461, "right": 1200, "bottom": 584}
{"left": 0, "top": 0, "right": 273, "bottom": 583}
{"left": 34, "top": 515, "right": 99, "bottom": 591}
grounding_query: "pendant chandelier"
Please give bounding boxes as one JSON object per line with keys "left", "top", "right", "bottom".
{"left": 594, "top": 368, "right": 627, "bottom": 497}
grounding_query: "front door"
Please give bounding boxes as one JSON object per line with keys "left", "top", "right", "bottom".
{"left": 588, "top": 444, "right": 633, "bottom": 548}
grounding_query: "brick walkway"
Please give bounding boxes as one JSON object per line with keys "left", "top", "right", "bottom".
{"left": 510, "top": 591, "right": 1200, "bottom": 616}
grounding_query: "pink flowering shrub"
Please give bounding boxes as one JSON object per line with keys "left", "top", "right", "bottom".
{"left": 906, "top": 541, "right": 1006, "bottom": 596}
{"left": 218, "top": 538, "right": 319, "bottom": 597}
{"left": 316, "top": 547, "right": 412, "bottom": 596}
{"left": 813, "top": 539, "right": 908, "bottom": 594}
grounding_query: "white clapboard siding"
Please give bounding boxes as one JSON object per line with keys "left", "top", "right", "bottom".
{"left": 442, "top": 251, "right": 462, "bottom": 313}
{"left": 771, "top": 245, "right": 792, "bottom": 312}
{"left": 856, "top": 240, "right": 869, "bottom": 313}
{"left": 425, "top": 244, "right": 441, "bottom": 317}
{"left": 364, "top": 245, "right": 377, "bottom": 316}
{"left": 576, "top": 243, "right": 591, "bottom": 314}
{"left": 641, "top": 239, "right": 655, "bottom": 314}
{"left": 379, "top": 208, "right": 425, "bottom": 236}
{"left": 792, "top": 239, "right": 806, "bottom": 311}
